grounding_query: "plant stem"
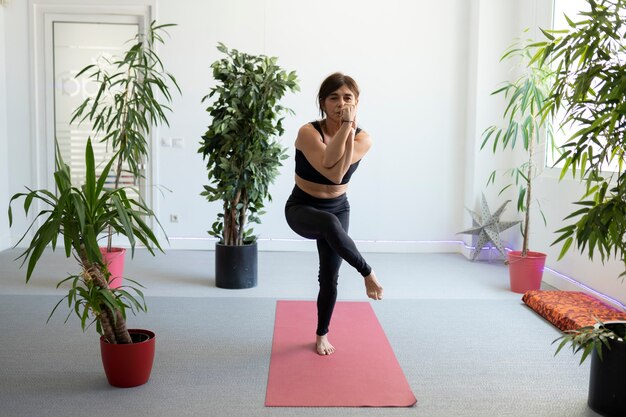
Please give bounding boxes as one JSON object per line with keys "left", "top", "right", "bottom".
{"left": 522, "top": 130, "right": 534, "bottom": 257}
{"left": 106, "top": 63, "right": 134, "bottom": 252}
{"left": 106, "top": 154, "right": 125, "bottom": 252}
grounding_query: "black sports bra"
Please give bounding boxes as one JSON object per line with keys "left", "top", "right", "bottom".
{"left": 295, "top": 121, "right": 361, "bottom": 185}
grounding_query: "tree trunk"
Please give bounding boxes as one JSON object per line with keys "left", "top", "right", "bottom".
{"left": 225, "top": 190, "right": 241, "bottom": 246}
{"left": 79, "top": 245, "right": 132, "bottom": 344}
{"left": 238, "top": 189, "right": 248, "bottom": 245}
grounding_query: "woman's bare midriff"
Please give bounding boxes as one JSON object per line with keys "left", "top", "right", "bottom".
{"left": 295, "top": 175, "right": 348, "bottom": 199}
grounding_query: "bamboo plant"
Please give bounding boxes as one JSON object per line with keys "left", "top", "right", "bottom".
{"left": 71, "top": 21, "right": 180, "bottom": 251}
{"left": 8, "top": 139, "right": 162, "bottom": 344}
{"left": 481, "top": 35, "right": 555, "bottom": 256}
{"left": 198, "top": 43, "right": 299, "bottom": 246}
{"left": 533, "top": 0, "right": 626, "bottom": 359}
{"left": 554, "top": 320, "right": 625, "bottom": 364}
{"left": 536, "top": 0, "right": 626, "bottom": 276}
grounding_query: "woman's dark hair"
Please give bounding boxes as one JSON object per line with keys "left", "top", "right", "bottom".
{"left": 317, "top": 72, "right": 360, "bottom": 117}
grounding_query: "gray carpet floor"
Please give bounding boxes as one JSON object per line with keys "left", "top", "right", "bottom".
{"left": 0, "top": 249, "right": 601, "bottom": 416}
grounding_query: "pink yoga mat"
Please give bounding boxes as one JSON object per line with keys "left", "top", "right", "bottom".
{"left": 265, "top": 300, "right": 416, "bottom": 407}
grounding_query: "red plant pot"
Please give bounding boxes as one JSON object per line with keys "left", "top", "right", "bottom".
{"left": 507, "top": 251, "right": 547, "bottom": 294}
{"left": 100, "top": 247, "right": 126, "bottom": 289}
{"left": 100, "top": 329, "right": 155, "bottom": 388}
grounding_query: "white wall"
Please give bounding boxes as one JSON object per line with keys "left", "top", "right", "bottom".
{"left": 3, "top": 0, "right": 31, "bottom": 249}
{"left": 154, "top": 0, "right": 472, "bottom": 253}
{"left": 463, "top": 0, "right": 530, "bottom": 256}
{"left": 0, "top": 4, "right": 10, "bottom": 251}
{"left": 3, "top": 0, "right": 625, "bottom": 306}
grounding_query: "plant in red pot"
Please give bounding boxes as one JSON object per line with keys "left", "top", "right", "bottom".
{"left": 70, "top": 21, "right": 180, "bottom": 288}
{"left": 480, "top": 33, "right": 555, "bottom": 293}
{"left": 9, "top": 139, "right": 163, "bottom": 388}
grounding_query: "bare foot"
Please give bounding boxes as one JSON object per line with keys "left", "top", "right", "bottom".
{"left": 364, "top": 271, "right": 384, "bottom": 300}
{"left": 316, "top": 334, "right": 335, "bottom": 356}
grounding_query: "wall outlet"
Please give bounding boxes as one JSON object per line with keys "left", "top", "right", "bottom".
{"left": 170, "top": 214, "right": 179, "bottom": 223}
{"left": 172, "top": 137, "right": 184, "bottom": 148}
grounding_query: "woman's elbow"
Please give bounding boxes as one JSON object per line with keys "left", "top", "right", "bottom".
{"left": 321, "top": 158, "right": 337, "bottom": 169}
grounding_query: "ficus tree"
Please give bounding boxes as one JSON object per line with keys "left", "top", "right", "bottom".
{"left": 198, "top": 43, "right": 299, "bottom": 246}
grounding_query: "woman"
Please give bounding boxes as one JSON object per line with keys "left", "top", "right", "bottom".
{"left": 285, "top": 72, "right": 384, "bottom": 356}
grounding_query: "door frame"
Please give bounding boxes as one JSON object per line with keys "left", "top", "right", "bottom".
{"left": 29, "top": 1, "right": 158, "bottom": 230}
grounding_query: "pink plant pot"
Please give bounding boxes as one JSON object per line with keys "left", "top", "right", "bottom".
{"left": 100, "top": 247, "right": 126, "bottom": 289}
{"left": 507, "top": 250, "right": 547, "bottom": 294}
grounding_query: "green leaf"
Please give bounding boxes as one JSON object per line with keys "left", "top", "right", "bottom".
{"left": 540, "top": 27, "right": 555, "bottom": 41}
{"left": 557, "top": 237, "right": 574, "bottom": 260}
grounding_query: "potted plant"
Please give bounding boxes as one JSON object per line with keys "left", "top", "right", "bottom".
{"left": 198, "top": 43, "right": 299, "bottom": 289}
{"left": 480, "top": 33, "right": 555, "bottom": 293}
{"left": 70, "top": 21, "right": 180, "bottom": 288}
{"left": 554, "top": 320, "right": 626, "bottom": 417}
{"left": 8, "top": 139, "right": 163, "bottom": 387}
{"left": 536, "top": 0, "right": 626, "bottom": 414}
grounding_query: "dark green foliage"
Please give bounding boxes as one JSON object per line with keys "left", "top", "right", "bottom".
{"left": 198, "top": 43, "right": 299, "bottom": 246}
{"left": 534, "top": 0, "right": 626, "bottom": 277}
{"left": 533, "top": 0, "right": 626, "bottom": 357}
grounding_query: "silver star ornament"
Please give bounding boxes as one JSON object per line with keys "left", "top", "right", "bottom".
{"left": 458, "top": 193, "right": 520, "bottom": 261}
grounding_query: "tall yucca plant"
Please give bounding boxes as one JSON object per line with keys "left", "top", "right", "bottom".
{"left": 71, "top": 21, "right": 180, "bottom": 251}
{"left": 9, "top": 139, "right": 162, "bottom": 344}
{"left": 198, "top": 43, "right": 299, "bottom": 246}
{"left": 481, "top": 35, "right": 555, "bottom": 256}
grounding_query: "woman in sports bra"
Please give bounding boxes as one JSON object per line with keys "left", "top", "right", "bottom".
{"left": 285, "top": 72, "right": 384, "bottom": 356}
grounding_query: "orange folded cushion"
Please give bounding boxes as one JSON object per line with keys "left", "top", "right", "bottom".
{"left": 522, "top": 290, "right": 626, "bottom": 331}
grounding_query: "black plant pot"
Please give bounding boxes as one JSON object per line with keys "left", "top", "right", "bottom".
{"left": 215, "top": 241, "right": 258, "bottom": 289}
{"left": 588, "top": 323, "right": 626, "bottom": 417}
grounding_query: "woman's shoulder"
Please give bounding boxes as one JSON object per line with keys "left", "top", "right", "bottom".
{"left": 297, "top": 121, "right": 323, "bottom": 141}
{"left": 299, "top": 120, "right": 322, "bottom": 132}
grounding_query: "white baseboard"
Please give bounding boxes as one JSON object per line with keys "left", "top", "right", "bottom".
{"left": 543, "top": 267, "right": 626, "bottom": 311}
{"left": 164, "top": 237, "right": 467, "bottom": 253}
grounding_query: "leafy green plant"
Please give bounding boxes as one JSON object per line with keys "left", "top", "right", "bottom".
{"left": 554, "top": 320, "right": 626, "bottom": 364}
{"left": 481, "top": 35, "right": 555, "bottom": 256}
{"left": 198, "top": 43, "right": 299, "bottom": 246}
{"left": 71, "top": 21, "right": 180, "bottom": 251}
{"left": 534, "top": 0, "right": 626, "bottom": 277}
{"left": 531, "top": 0, "right": 626, "bottom": 365}
{"left": 8, "top": 139, "right": 162, "bottom": 344}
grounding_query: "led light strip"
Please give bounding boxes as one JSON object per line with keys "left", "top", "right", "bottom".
{"left": 543, "top": 265, "right": 626, "bottom": 310}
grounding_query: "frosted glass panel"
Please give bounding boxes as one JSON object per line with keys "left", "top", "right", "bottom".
{"left": 53, "top": 22, "right": 140, "bottom": 193}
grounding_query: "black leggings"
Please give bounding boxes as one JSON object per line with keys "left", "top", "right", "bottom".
{"left": 285, "top": 185, "right": 372, "bottom": 336}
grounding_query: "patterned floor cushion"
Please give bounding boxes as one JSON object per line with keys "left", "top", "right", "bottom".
{"left": 522, "top": 290, "right": 626, "bottom": 331}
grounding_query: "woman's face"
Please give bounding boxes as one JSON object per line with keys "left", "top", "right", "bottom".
{"left": 322, "top": 85, "right": 358, "bottom": 120}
